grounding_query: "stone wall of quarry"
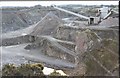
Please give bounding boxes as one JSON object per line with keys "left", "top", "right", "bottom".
{"left": 24, "top": 37, "right": 76, "bottom": 64}
{"left": 1, "top": 6, "right": 119, "bottom": 76}
{"left": 1, "top": 35, "right": 31, "bottom": 46}
{"left": 62, "top": 28, "right": 119, "bottom": 76}
{"left": 57, "top": 41, "right": 76, "bottom": 52}
{"left": 54, "top": 26, "right": 77, "bottom": 41}
{"left": 44, "top": 41, "right": 75, "bottom": 63}
{"left": 22, "top": 25, "right": 119, "bottom": 76}
{"left": 55, "top": 25, "right": 119, "bottom": 42}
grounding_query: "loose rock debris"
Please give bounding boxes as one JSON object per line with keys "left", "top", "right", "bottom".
{"left": 1, "top": 6, "right": 119, "bottom": 76}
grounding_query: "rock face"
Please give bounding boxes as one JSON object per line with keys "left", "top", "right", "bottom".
{"left": 24, "top": 36, "right": 76, "bottom": 64}
{"left": 1, "top": 6, "right": 119, "bottom": 76}
{"left": 55, "top": 26, "right": 118, "bottom": 76}
{"left": 75, "top": 31, "right": 88, "bottom": 55}
{"left": 55, "top": 26, "right": 80, "bottom": 42}
{"left": 1, "top": 35, "right": 31, "bottom": 46}
{"left": 55, "top": 25, "right": 119, "bottom": 42}
{"left": 74, "top": 29, "right": 119, "bottom": 76}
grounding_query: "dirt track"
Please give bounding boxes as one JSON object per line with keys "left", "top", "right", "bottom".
{"left": 1, "top": 43, "right": 76, "bottom": 70}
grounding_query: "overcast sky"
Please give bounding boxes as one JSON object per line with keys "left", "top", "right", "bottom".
{"left": 0, "top": 1, "right": 119, "bottom": 7}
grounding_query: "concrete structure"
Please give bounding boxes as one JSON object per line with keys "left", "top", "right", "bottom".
{"left": 88, "top": 16, "right": 100, "bottom": 25}
{"left": 98, "top": 7, "right": 111, "bottom": 19}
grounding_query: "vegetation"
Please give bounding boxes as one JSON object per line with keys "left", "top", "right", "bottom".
{"left": 2, "top": 63, "right": 64, "bottom": 76}
{"left": 2, "top": 63, "right": 44, "bottom": 76}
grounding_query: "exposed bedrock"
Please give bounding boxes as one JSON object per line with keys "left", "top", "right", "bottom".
{"left": 55, "top": 25, "right": 119, "bottom": 42}
{"left": 24, "top": 36, "right": 76, "bottom": 64}
{"left": 74, "top": 29, "right": 118, "bottom": 76}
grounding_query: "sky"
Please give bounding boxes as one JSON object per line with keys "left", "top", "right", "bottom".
{"left": 0, "top": 1, "right": 119, "bottom": 7}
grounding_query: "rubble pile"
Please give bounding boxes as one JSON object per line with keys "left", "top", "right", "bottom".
{"left": 99, "top": 17, "right": 118, "bottom": 26}
{"left": 2, "top": 6, "right": 69, "bottom": 33}
{"left": 2, "top": 13, "right": 29, "bottom": 33}
{"left": 1, "top": 5, "right": 119, "bottom": 76}
{"left": 30, "top": 12, "right": 64, "bottom": 36}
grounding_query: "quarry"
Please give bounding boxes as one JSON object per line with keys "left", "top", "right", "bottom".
{"left": 0, "top": 4, "right": 119, "bottom": 76}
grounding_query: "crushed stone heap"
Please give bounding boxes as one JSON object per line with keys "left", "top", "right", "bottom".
{"left": 99, "top": 17, "right": 118, "bottom": 27}
{"left": 30, "top": 12, "right": 64, "bottom": 36}
{"left": 2, "top": 12, "right": 29, "bottom": 33}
